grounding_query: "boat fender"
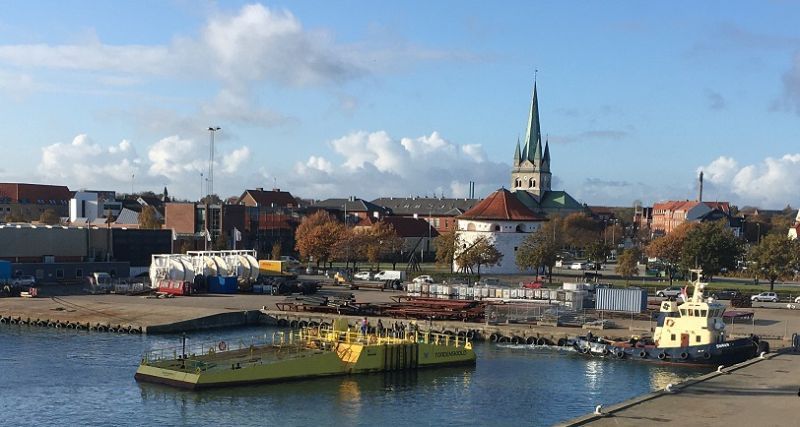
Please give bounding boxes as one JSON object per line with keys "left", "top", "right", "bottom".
{"left": 680, "top": 352, "right": 689, "bottom": 360}
{"left": 601, "top": 348, "right": 610, "bottom": 356}
{"left": 557, "top": 338, "right": 567, "bottom": 347}
{"left": 466, "top": 330, "right": 476, "bottom": 340}
{"left": 489, "top": 333, "right": 500, "bottom": 342}
{"left": 638, "top": 350, "right": 647, "bottom": 358}
{"left": 498, "top": 335, "right": 510, "bottom": 343}
{"left": 526, "top": 336, "right": 536, "bottom": 345}
{"left": 703, "top": 351, "right": 711, "bottom": 360}
{"left": 218, "top": 341, "right": 228, "bottom": 351}
{"left": 580, "top": 346, "right": 590, "bottom": 354}
{"left": 537, "top": 338, "right": 547, "bottom": 346}
{"left": 615, "top": 349, "right": 625, "bottom": 359}
{"left": 665, "top": 319, "right": 675, "bottom": 327}
{"left": 657, "top": 352, "right": 666, "bottom": 360}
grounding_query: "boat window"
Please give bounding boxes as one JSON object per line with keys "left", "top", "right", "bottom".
{"left": 700, "top": 310, "right": 707, "bottom": 317}
{"left": 670, "top": 334, "right": 676, "bottom": 341}
{"left": 695, "top": 335, "right": 701, "bottom": 343}
{"left": 679, "top": 309, "right": 686, "bottom": 316}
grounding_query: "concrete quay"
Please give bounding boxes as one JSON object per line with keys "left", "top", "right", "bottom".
{"left": 558, "top": 350, "right": 800, "bottom": 427}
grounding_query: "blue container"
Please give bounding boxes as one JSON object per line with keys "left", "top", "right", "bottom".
{"left": 208, "top": 276, "right": 239, "bottom": 294}
{"left": 0, "top": 260, "right": 11, "bottom": 281}
{"left": 595, "top": 288, "right": 647, "bottom": 313}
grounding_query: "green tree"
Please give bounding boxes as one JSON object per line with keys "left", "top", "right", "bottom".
{"left": 586, "top": 240, "right": 611, "bottom": 275}
{"left": 748, "top": 234, "right": 799, "bottom": 291}
{"left": 39, "top": 208, "right": 60, "bottom": 225}
{"left": 645, "top": 222, "right": 695, "bottom": 285}
{"left": 515, "top": 227, "right": 559, "bottom": 282}
{"left": 456, "top": 236, "right": 503, "bottom": 275}
{"left": 433, "top": 230, "right": 460, "bottom": 273}
{"left": 562, "top": 212, "right": 602, "bottom": 249}
{"left": 616, "top": 247, "right": 641, "bottom": 285}
{"left": 680, "top": 221, "right": 744, "bottom": 280}
{"left": 199, "top": 194, "right": 223, "bottom": 205}
{"left": 332, "top": 227, "right": 368, "bottom": 270}
{"left": 138, "top": 206, "right": 162, "bottom": 229}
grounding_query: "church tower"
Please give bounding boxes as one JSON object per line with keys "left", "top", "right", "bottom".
{"left": 511, "top": 82, "right": 552, "bottom": 200}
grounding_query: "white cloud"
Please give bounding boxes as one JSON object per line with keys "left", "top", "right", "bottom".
{"left": 38, "top": 135, "right": 141, "bottom": 186}
{"left": 36, "top": 133, "right": 251, "bottom": 197}
{"left": 698, "top": 154, "right": 800, "bottom": 207}
{"left": 288, "top": 130, "right": 507, "bottom": 199}
{"left": 221, "top": 146, "right": 251, "bottom": 174}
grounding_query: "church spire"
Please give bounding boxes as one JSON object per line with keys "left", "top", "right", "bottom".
{"left": 542, "top": 138, "right": 551, "bottom": 172}
{"left": 513, "top": 136, "right": 521, "bottom": 165}
{"left": 523, "top": 82, "right": 542, "bottom": 164}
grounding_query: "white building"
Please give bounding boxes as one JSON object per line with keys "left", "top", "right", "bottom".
{"left": 454, "top": 188, "right": 546, "bottom": 274}
{"left": 789, "top": 209, "right": 800, "bottom": 240}
{"left": 69, "top": 191, "right": 99, "bottom": 223}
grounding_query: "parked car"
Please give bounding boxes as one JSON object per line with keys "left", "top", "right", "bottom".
{"left": 12, "top": 275, "right": 36, "bottom": 286}
{"left": 710, "top": 289, "right": 740, "bottom": 300}
{"left": 353, "top": 271, "right": 373, "bottom": 281}
{"left": 569, "top": 262, "right": 587, "bottom": 270}
{"left": 795, "top": 296, "right": 800, "bottom": 304}
{"left": 656, "top": 286, "right": 682, "bottom": 298}
{"left": 281, "top": 256, "right": 300, "bottom": 265}
{"left": 751, "top": 292, "right": 779, "bottom": 303}
{"left": 412, "top": 275, "right": 434, "bottom": 284}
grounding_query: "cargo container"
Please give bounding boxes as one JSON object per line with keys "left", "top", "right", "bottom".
{"left": 595, "top": 287, "right": 647, "bottom": 313}
{"left": 209, "top": 276, "right": 238, "bottom": 294}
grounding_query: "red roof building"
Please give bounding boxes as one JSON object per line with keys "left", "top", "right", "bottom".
{"left": 459, "top": 188, "right": 545, "bottom": 221}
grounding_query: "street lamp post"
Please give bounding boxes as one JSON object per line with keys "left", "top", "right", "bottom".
{"left": 207, "top": 126, "right": 221, "bottom": 198}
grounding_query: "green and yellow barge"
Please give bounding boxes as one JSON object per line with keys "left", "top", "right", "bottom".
{"left": 134, "top": 320, "right": 476, "bottom": 389}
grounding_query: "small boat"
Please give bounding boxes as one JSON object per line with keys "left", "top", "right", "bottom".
{"left": 572, "top": 269, "right": 767, "bottom": 365}
{"left": 134, "top": 319, "right": 476, "bottom": 389}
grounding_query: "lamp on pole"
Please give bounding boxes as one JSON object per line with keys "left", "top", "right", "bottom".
{"left": 207, "top": 126, "right": 221, "bottom": 198}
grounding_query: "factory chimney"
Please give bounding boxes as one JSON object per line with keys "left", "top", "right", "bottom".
{"left": 698, "top": 171, "right": 704, "bottom": 202}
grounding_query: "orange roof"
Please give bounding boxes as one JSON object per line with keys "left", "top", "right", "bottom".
{"left": 459, "top": 188, "right": 544, "bottom": 221}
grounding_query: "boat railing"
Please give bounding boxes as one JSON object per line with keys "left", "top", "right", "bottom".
{"left": 141, "top": 334, "right": 311, "bottom": 364}
{"left": 311, "top": 328, "right": 472, "bottom": 349}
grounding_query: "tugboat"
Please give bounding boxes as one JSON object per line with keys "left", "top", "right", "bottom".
{"left": 572, "top": 269, "right": 767, "bottom": 365}
{"left": 135, "top": 319, "right": 476, "bottom": 389}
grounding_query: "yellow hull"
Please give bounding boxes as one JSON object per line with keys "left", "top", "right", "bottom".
{"left": 135, "top": 330, "right": 476, "bottom": 389}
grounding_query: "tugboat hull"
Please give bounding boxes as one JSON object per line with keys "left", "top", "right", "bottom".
{"left": 572, "top": 337, "right": 764, "bottom": 366}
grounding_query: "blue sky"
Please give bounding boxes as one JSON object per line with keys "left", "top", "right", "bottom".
{"left": 1, "top": 1, "right": 799, "bottom": 208}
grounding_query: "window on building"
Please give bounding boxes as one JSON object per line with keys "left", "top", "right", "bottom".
{"left": 700, "top": 310, "right": 707, "bottom": 317}
{"left": 56, "top": 269, "right": 64, "bottom": 279}
{"left": 529, "top": 179, "right": 535, "bottom": 188}
{"left": 695, "top": 335, "right": 702, "bottom": 343}
{"left": 76, "top": 268, "right": 83, "bottom": 278}
{"left": 493, "top": 225, "right": 500, "bottom": 231}
{"left": 670, "top": 334, "right": 676, "bottom": 341}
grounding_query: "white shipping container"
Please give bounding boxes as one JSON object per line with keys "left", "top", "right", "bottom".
{"left": 502, "top": 289, "right": 511, "bottom": 299}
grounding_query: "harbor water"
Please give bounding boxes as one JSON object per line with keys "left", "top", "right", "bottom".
{"left": 0, "top": 326, "right": 710, "bottom": 426}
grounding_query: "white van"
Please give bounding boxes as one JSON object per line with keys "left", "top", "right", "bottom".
{"left": 373, "top": 270, "right": 407, "bottom": 281}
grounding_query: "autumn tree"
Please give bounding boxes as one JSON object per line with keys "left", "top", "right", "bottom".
{"left": 680, "top": 220, "right": 744, "bottom": 280}
{"left": 270, "top": 242, "right": 282, "bottom": 260}
{"left": 748, "top": 234, "right": 799, "bottom": 291}
{"left": 364, "top": 220, "right": 403, "bottom": 269}
{"left": 456, "top": 236, "right": 503, "bottom": 275}
{"left": 39, "top": 208, "right": 60, "bottom": 225}
{"left": 4, "top": 206, "right": 26, "bottom": 223}
{"left": 294, "top": 211, "right": 345, "bottom": 266}
{"left": 332, "top": 227, "right": 368, "bottom": 269}
{"left": 646, "top": 222, "right": 695, "bottom": 285}
{"left": 138, "top": 206, "right": 162, "bottom": 229}
{"left": 616, "top": 247, "right": 641, "bottom": 285}
{"left": 516, "top": 227, "right": 559, "bottom": 282}
{"left": 433, "top": 230, "right": 460, "bottom": 273}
